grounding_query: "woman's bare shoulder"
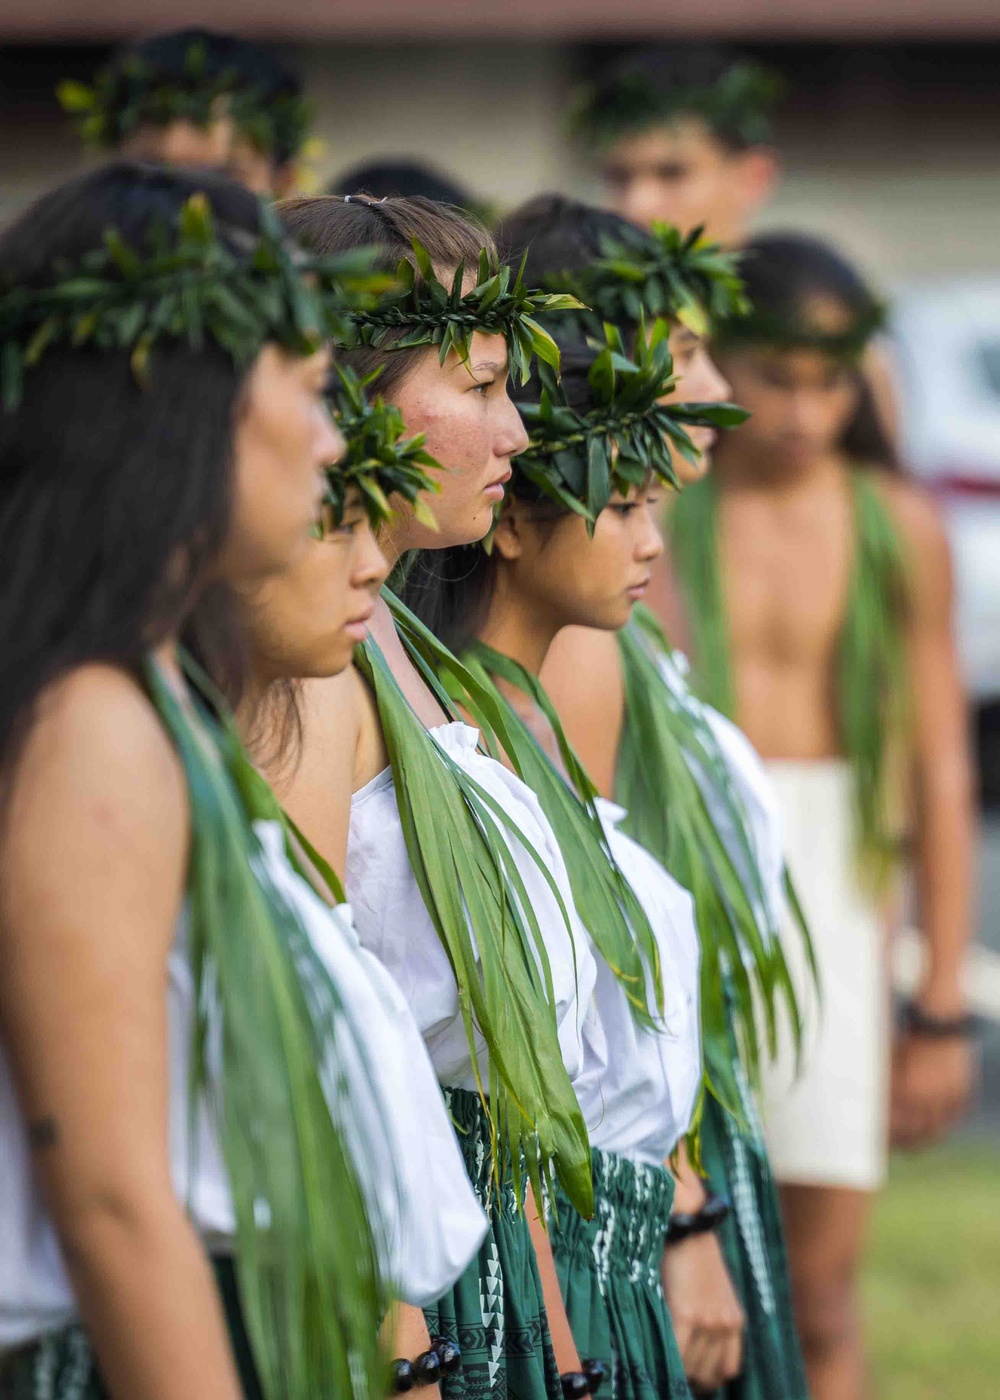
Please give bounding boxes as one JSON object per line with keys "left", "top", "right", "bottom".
{"left": 2, "top": 662, "right": 190, "bottom": 937}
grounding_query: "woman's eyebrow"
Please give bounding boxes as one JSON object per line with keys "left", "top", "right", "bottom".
{"left": 470, "top": 358, "right": 508, "bottom": 376}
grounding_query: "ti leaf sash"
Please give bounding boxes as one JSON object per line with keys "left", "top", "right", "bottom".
{"left": 353, "top": 627, "right": 594, "bottom": 1219}
{"left": 462, "top": 640, "right": 666, "bottom": 1029}
{"left": 668, "top": 471, "right": 911, "bottom": 894}
{"left": 614, "top": 607, "right": 813, "bottom": 1110}
{"left": 145, "top": 655, "right": 386, "bottom": 1400}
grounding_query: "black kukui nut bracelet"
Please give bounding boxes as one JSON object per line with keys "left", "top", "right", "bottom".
{"left": 391, "top": 1359, "right": 417, "bottom": 1393}
{"left": 431, "top": 1337, "right": 463, "bottom": 1376}
{"left": 900, "top": 998, "right": 982, "bottom": 1040}
{"left": 413, "top": 1349, "right": 443, "bottom": 1386}
{"left": 666, "top": 1191, "right": 732, "bottom": 1246}
{"left": 561, "top": 1371, "right": 591, "bottom": 1400}
{"left": 582, "top": 1357, "right": 611, "bottom": 1394}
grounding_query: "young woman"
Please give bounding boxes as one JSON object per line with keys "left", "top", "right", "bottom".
{"left": 666, "top": 232, "right": 975, "bottom": 1400}
{"left": 487, "top": 196, "right": 811, "bottom": 1400}
{"left": 0, "top": 163, "right": 484, "bottom": 1400}
{"left": 271, "top": 193, "right": 606, "bottom": 1400}
{"left": 400, "top": 325, "right": 712, "bottom": 1400}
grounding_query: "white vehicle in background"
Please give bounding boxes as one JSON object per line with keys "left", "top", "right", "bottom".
{"left": 890, "top": 280, "right": 1000, "bottom": 797}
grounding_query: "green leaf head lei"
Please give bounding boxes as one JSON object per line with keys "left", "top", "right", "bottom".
{"left": 58, "top": 38, "right": 240, "bottom": 148}
{"left": 715, "top": 297, "right": 886, "bottom": 361}
{"left": 563, "top": 221, "right": 750, "bottom": 340}
{"left": 568, "top": 56, "right": 784, "bottom": 152}
{"left": 515, "top": 319, "right": 749, "bottom": 530}
{"left": 0, "top": 191, "right": 389, "bottom": 413}
{"left": 58, "top": 36, "right": 313, "bottom": 166}
{"left": 325, "top": 363, "right": 441, "bottom": 529}
{"left": 345, "top": 239, "right": 584, "bottom": 385}
{"left": 230, "top": 85, "right": 313, "bottom": 166}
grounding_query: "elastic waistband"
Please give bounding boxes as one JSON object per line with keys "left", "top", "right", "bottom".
{"left": 550, "top": 1147, "right": 675, "bottom": 1278}
{"left": 442, "top": 1086, "right": 527, "bottom": 1217}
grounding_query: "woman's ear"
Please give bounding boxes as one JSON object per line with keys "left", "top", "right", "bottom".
{"left": 490, "top": 500, "right": 526, "bottom": 562}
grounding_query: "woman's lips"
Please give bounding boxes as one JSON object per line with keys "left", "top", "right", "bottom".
{"left": 344, "top": 606, "right": 374, "bottom": 642}
{"left": 484, "top": 466, "right": 513, "bottom": 501}
{"left": 627, "top": 578, "right": 650, "bottom": 601}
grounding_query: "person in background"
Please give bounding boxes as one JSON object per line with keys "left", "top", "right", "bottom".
{"left": 58, "top": 28, "right": 311, "bottom": 195}
{"left": 569, "top": 45, "right": 780, "bottom": 248}
{"left": 570, "top": 44, "right": 901, "bottom": 444}
{"left": 665, "top": 231, "right": 977, "bottom": 1400}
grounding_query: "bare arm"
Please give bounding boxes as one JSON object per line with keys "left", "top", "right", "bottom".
{"left": 0, "top": 666, "right": 242, "bottom": 1400}
{"left": 662, "top": 1143, "right": 744, "bottom": 1391}
{"left": 526, "top": 1186, "right": 583, "bottom": 1373}
{"left": 884, "top": 480, "right": 977, "bottom": 1143}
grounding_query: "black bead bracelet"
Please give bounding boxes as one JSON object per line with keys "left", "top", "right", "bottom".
{"left": 666, "top": 1190, "right": 732, "bottom": 1246}
{"left": 561, "top": 1372, "right": 591, "bottom": 1400}
{"left": 582, "top": 1357, "right": 611, "bottom": 1394}
{"left": 432, "top": 1337, "right": 463, "bottom": 1377}
{"left": 391, "top": 1338, "right": 462, "bottom": 1392}
{"left": 391, "top": 1359, "right": 417, "bottom": 1393}
{"left": 900, "top": 998, "right": 983, "bottom": 1040}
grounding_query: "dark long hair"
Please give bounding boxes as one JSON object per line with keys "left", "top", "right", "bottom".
{"left": 732, "top": 231, "right": 898, "bottom": 469}
{"left": 402, "top": 195, "right": 622, "bottom": 654}
{"left": 0, "top": 161, "right": 267, "bottom": 788}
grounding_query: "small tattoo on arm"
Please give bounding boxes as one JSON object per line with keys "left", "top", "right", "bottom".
{"left": 28, "top": 1116, "right": 60, "bottom": 1151}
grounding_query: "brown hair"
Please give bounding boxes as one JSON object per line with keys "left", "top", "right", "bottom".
{"left": 277, "top": 193, "right": 495, "bottom": 394}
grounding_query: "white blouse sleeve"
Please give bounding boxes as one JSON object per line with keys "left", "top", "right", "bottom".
{"left": 254, "top": 821, "right": 487, "bottom": 1308}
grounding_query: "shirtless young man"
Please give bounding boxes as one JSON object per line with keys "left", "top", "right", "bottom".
{"left": 572, "top": 44, "right": 900, "bottom": 442}
{"left": 662, "top": 232, "right": 976, "bottom": 1400}
{"left": 570, "top": 45, "right": 780, "bottom": 248}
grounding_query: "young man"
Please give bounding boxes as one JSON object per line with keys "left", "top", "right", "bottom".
{"left": 570, "top": 45, "right": 780, "bottom": 247}
{"left": 662, "top": 232, "right": 977, "bottom": 1400}
{"left": 59, "top": 28, "right": 310, "bottom": 195}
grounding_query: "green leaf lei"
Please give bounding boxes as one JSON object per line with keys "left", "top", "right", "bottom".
{"left": 715, "top": 299, "right": 886, "bottom": 361}
{"left": 230, "top": 85, "right": 313, "bottom": 164}
{"left": 0, "top": 192, "right": 387, "bottom": 412}
{"left": 568, "top": 58, "right": 784, "bottom": 151}
{"left": 346, "top": 241, "right": 583, "bottom": 384}
{"left": 58, "top": 39, "right": 237, "bottom": 147}
{"left": 560, "top": 222, "right": 750, "bottom": 339}
{"left": 146, "top": 655, "right": 388, "bottom": 1400}
{"left": 615, "top": 606, "right": 814, "bottom": 1109}
{"left": 58, "top": 38, "right": 312, "bottom": 163}
{"left": 354, "top": 609, "right": 594, "bottom": 1219}
{"left": 461, "top": 641, "right": 667, "bottom": 1031}
{"left": 515, "top": 319, "right": 748, "bottom": 528}
{"left": 326, "top": 364, "right": 441, "bottom": 528}
{"left": 668, "top": 471, "right": 911, "bottom": 895}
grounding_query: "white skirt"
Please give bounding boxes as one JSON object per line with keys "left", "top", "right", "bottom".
{"left": 757, "top": 760, "right": 891, "bottom": 1192}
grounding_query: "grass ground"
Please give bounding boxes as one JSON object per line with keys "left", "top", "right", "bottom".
{"left": 864, "top": 1140, "right": 1000, "bottom": 1398}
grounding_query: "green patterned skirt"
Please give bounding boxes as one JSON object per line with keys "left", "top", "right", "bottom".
{"left": 423, "top": 1087, "right": 562, "bottom": 1400}
{"left": 550, "top": 1147, "right": 691, "bottom": 1400}
{"left": 0, "top": 1260, "right": 262, "bottom": 1400}
{"left": 699, "top": 1083, "right": 809, "bottom": 1400}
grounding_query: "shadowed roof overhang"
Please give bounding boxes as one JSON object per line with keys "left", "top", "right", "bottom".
{"left": 3, "top": 0, "right": 1000, "bottom": 40}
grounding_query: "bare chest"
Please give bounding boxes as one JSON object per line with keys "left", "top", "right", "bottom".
{"left": 719, "top": 488, "right": 854, "bottom": 672}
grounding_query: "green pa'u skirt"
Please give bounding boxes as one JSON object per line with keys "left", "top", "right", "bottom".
{"left": 699, "top": 1085, "right": 810, "bottom": 1400}
{"left": 549, "top": 1147, "right": 691, "bottom": 1400}
{"left": 423, "top": 1087, "right": 562, "bottom": 1400}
